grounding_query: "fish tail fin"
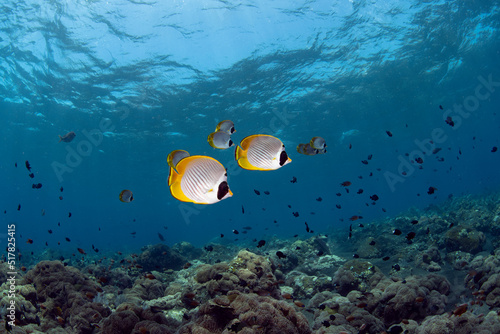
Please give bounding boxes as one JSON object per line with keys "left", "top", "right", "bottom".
{"left": 58, "top": 135, "right": 63, "bottom": 142}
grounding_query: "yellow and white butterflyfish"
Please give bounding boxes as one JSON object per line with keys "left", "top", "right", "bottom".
{"left": 296, "top": 143, "right": 319, "bottom": 156}
{"left": 207, "top": 131, "right": 234, "bottom": 149}
{"left": 168, "top": 155, "right": 232, "bottom": 204}
{"left": 215, "top": 120, "right": 235, "bottom": 134}
{"left": 234, "top": 134, "right": 291, "bottom": 171}
{"left": 310, "top": 136, "right": 326, "bottom": 150}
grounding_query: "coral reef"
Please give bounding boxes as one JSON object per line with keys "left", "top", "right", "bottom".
{"left": 3, "top": 193, "right": 500, "bottom": 333}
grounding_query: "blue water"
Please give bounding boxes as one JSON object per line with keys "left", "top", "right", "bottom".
{"left": 1, "top": 0, "right": 499, "bottom": 254}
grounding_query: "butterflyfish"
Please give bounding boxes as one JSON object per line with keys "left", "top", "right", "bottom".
{"left": 234, "top": 134, "right": 291, "bottom": 171}
{"left": 167, "top": 150, "right": 190, "bottom": 170}
{"left": 168, "top": 155, "right": 232, "bottom": 204}
{"left": 310, "top": 136, "right": 326, "bottom": 150}
{"left": 215, "top": 120, "right": 235, "bottom": 134}
{"left": 119, "top": 190, "right": 134, "bottom": 203}
{"left": 297, "top": 143, "right": 319, "bottom": 156}
{"left": 207, "top": 131, "right": 234, "bottom": 149}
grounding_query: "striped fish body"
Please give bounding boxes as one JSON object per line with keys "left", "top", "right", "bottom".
{"left": 168, "top": 156, "right": 232, "bottom": 204}
{"left": 235, "top": 134, "right": 291, "bottom": 171}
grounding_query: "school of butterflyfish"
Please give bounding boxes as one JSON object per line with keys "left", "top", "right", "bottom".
{"left": 164, "top": 120, "right": 325, "bottom": 205}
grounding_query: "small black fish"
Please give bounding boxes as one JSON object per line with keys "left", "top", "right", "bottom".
{"left": 439, "top": 105, "right": 444, "bottom": 110}
{"left": 205, "top": 245, "right": 214, "bottom": 252}
{"left": 257, "top": 240, "right": 266, "bottom": 248}
{"left": 48, "top": 229, "right": 52, "bottom": 234}
{"left": 17, "top": 204, "right": 21, "bottom": 211}
{"left": 432, "top": 148, "right": 442, "bottom": 154}
{"left": 492, "top": 146, "right": 498, "bottom": 153}
{"left": 382, "top": 256, "right": 390, "bottom": 261}
{"left": 68, "top": 212, "right": 72, "bottom": 217}
{"left": 28, "top": 173, "right": 34, "bottom": 178}
{"left": 349, "top": 224, "right": 352, "bottom": 231}
{"left": 357, "top": 189, "right": 363, "bottom": 194}
{"left": 411, "top": 220, "right": 418, "bottom": 225}
{"left": 382, "top": 208, "right": 387, "bottom": 212}
{"left": 254, "top": 189, "right": 261, "bottom": 195}
{"left": 130, "top": 231, "right": 136, "bottom": 235}
{"left": 65, "top": 237, "right": 71, "bottom": 242}
{"left": 349, "top": 143, "right": 352, "bottom": 149}
{"left": 406, "top": 232, "right": 416, "bottom": 240}
{"left": 305, "top": 222, "right": 310, "bottom": 233}
{"left": 449, "top": 223, "right": 454, "bottom": 228}
{"left": 445, "top": 116, "right": 455, "bottom": 127}
{"left": 336, "top": 193, "right": 342, "bottom": 197}
{"left": 94, "top": 248, "right": 99, "bottom": 253}
{"left": 369, "top": 240, "right": 376, "bottom": 246}
{"left": 386, "top": 130, "right": 393, "bottom": 137}
{"left": 427, "top": 186, "right": 437, "bottom": 195}
{"left": 292, "top": 212, "right": 299, "bottom": 217}
{"left": 60, "top": 186, "right": 64, "bottom": 192}
{"left": 273, "top": 220, "right": 278, "bottom": 224}
{"left": 367, "top": 154, "right": 373, "bottom": 160}
{"left": 276, "top": 251, "right": 286, "bottom": 259}
{"left": 393, "top": 229, "right": 402, "bottom": 236}
{"left": 58, "top": 222, "right": 60, "bottom": 226}
{"left": 32, "top": 183, "right": 42, "bottom": 189}
{"left": 316, "top": 197, "right": 322, "bottom": 202}
{"left": 25, "top": 160, "right": 31, "bottom": 171}
{"left": 370, "top": 194, "right": 379, "bottom": 201}
{"left": 358, "top": 224, "right": 364, "bottom": 228}
{"left": 15, "top": 162, "right": 17, "bottom": 168}
{"left": 336, "top": 204, "right": 341, "bottom": 209}
{"left": 415, "top": 157, "right": 423, "bottom": 164}
{"left": 220, "top": 234, "right": 224, "bottom": 238}
{"left": 348, "top": 231, "right": 352, "bottom": 239}
{"left": 287, "top": 204, "right": 292, "bottom": 208}
{"left": 264, "top": 191, "right": 270, "bottom": 195}
{"left": 317, "top": 250, "right": 324, "bottom": 256}
{"left": 392, "top": 264, "right": 401, "bottom": 271}
{"left": 241, "top": 205, "right": 245, "bottom": 214}
{"left": 158, "top": 233, "right": 165, "bottom": 241}
{"left": 290, "top": 176, "right": 297, "bottom": 183}
{"left": 353, "top": 254, "right": 359, "bottom": 258}
{"left": 361, "top": 160, "right": 368, "bottom": 165}
{"left": 232, "top": 229, "right": 239, "bottom": 234}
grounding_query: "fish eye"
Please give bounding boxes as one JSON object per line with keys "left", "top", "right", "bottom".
{"left": 217, "top": 181, "right": 229, "bottom": 200}
{"left": 224, "top": 172, "right": 227, "bottom": 176}
{"left": 279, "top": 151, "right": 288, "bottom": 166}
{"left": 282, "top": 144, "right": 285, "bottom": 148}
